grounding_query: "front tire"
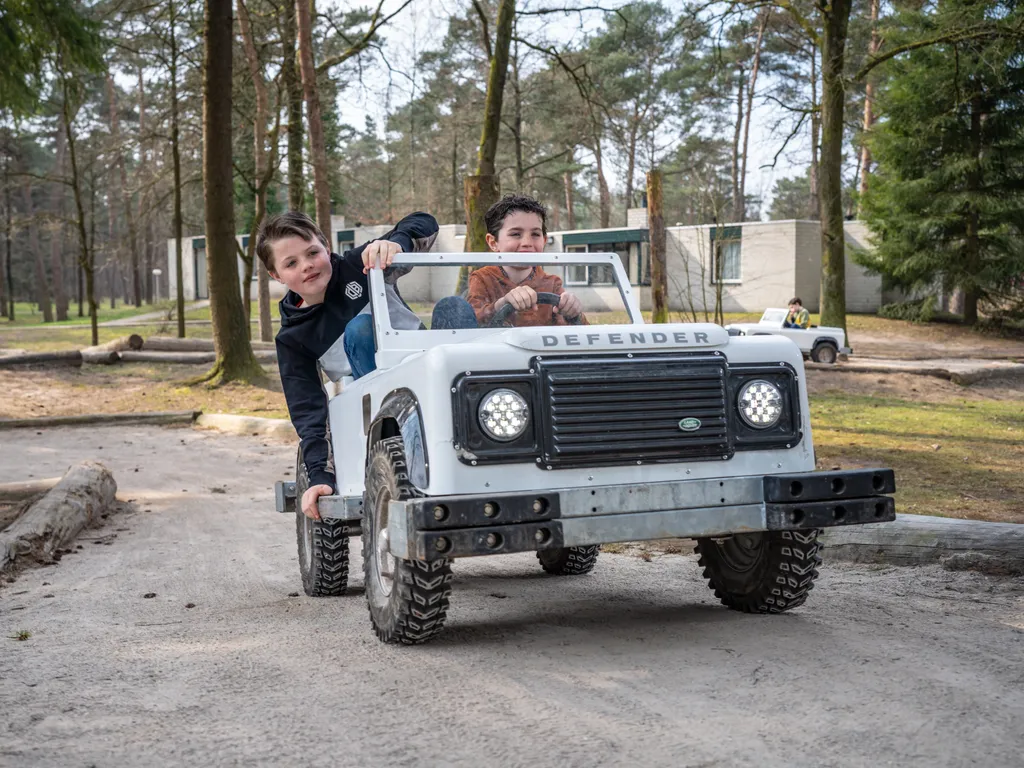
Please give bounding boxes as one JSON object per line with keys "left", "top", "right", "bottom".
{"left": 295, "top": 446, "right": 350, "bottom": 597}
{"left": 695, "top": 530, "right": 822, "bottom": 613}
{"left": 363, "top": 437, "right": 452, "bottom": 644}
{"left": 537, "top": 545, "right": 600, "bottom": 576}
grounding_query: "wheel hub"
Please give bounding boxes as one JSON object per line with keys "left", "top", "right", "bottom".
{"left": 374, "top": 490, "right": 396, "bottom": 597}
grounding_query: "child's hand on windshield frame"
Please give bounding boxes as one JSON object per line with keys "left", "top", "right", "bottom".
{"left": 362, "top": 240, "right": 403, "bottom": 274}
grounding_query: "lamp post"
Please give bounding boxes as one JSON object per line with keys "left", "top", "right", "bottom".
{"left": 152, "top": 268, "right": 163, "bottom": 303}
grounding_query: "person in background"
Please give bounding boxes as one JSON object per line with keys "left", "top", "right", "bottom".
{"left": 784, "top": 297, "right": 810, "bottom": 329}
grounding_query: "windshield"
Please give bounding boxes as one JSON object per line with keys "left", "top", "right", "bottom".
{"left": 760, "top": 309, "right": 787, "bottom": 325}
{"left": 380, "top": 257, "right": 635, "bottom": 331}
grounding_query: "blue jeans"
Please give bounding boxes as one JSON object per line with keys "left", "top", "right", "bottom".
{"left": 344, "top": 296, "right": 478, "bottom": 379}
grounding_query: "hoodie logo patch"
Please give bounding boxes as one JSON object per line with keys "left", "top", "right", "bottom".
{"left": 344, "top": 281, "right": 363, "bottom": 300}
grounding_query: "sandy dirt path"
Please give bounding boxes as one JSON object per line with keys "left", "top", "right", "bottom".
{"left": 1, "top": 426, "right": 1022, "bottom": 768}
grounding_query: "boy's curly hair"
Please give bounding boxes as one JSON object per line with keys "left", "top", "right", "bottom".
{"left": 256, "top": 211, "right": 330, "bottom": 272}
{"left": 484, "top": 194, "right": 547, "bottom": 238}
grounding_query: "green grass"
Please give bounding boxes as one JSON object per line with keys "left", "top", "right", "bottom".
{"left": 811, "top": 392, "right": 1024, "bottom": 523}
{"left": 0, "top": 300, "right": 177, "bottom": 328}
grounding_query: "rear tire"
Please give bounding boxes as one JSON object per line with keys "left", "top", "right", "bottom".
{"left": 295, "top": 446, "right": 350, "bottom": 597}
{"left": 363, "top": 437, "right": 452, "bottom": 644}
{"left": 537, "top": 545, "right": 600, "bottom": 576}
{"left": 811, "top": 342, "right": 838, "bottom": 364}
{"left": 695, "top": 530, "right": 821, "bottom": 613}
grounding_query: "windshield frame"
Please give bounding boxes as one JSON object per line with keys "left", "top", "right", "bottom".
{"left": 367, "top": 251, "right": 642, "bottom": 359}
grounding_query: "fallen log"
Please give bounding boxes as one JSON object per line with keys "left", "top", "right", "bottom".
{"left": 195, "top": 412, "right": 296, "bottom": 440}
{"left": 0, "top": 410, "right": 199, "bottom": 430}
{"left": 121, "top": 350, "right": 217, "bottom": 364}
{"left": 0, "top": 461, "right": 117, "bottom": 572}
{"left": 143, "top": 336, "right": 214, "bottom": 352}
{"left": 120, "top": 349, "right": 276, "bottom": 364}
{"left": 80, "top": 347, "right": 121, "bottom": 365}
{"left": 821, "top": 513, "right": 1024, "bottom": 575}
{"left": 143, "top": 335, "right": 276, "bottom": 353}
{"left": 0, "top": 350, "right": 82, "bottom": 368}
{"left": 0, "top": 477, "right": 62, "bottom": 503}
{"left": 96, "top": 334, "right": 143, "bottom": 352}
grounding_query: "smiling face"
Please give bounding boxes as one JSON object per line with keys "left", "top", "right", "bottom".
{"left": 486, "top": 211, "right": 547, "bottom": 255}
{"left": 268, "top": 235, "right": 333, "bottom": 304}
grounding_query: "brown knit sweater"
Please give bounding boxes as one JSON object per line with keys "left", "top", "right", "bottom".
{"left": 467, "top": 266, "right": 588, "bottom": 327}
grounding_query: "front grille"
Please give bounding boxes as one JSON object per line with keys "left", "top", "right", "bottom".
{"left": 537, "top": 356, "right": 730, "bottom": 468}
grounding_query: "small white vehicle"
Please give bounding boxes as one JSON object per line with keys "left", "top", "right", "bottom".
{"left": 725, "top": 309, "right": 851, "bottom": 364}
{"left": 275, "top": 253, "right": 894, "bottom": 645}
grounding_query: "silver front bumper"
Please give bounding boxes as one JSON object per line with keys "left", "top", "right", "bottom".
{"left": 385, "top": 470, "right": 896, "bottom": 561}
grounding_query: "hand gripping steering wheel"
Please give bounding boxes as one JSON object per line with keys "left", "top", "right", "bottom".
{"left": 488, "top": 291, "right": 584, "bottom": 327}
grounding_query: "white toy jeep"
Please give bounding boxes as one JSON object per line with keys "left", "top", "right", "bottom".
{"left": 274, "top": 253, "right": 894, "bottom": 645}
{"left": 725, "top": 309, "right": 851, "bottom": 364}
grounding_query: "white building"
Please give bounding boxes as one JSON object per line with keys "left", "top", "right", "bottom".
{"left": 169, "top": 209, "right": 884, "bottom": 314}
{"left": 547, "top": 213, "right": 885, "bottom": 314}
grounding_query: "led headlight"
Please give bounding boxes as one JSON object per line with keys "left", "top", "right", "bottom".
{"left": 738, "top": 380, "right": 784, "bottom": 429}
{"left": 478, "top": 388, "right": 529, "bottom": 441}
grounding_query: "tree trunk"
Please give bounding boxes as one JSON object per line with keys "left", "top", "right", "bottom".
{"left": 62, "top": 80, "right": 98, "bottom": 346}
{"left": 460, "top": 0, "right": 514, "bottom": 276}
{"left": 50, "top": 119, "right": 68, "bottom": 320}
{"left": 731, "top": 66, "right": 744, "bottom": 223}
{"left": 106, "top": 74, "right": 141, "bottom": 309}
{"left": 2, "top": 160, "right": 12, "bottom": 320}
{"left": 24, "top": 182, "right": 54, "bottom": 322}
{"left": 593, "top": 136, "right": 611, "bottom": 228}
{"left": 818, "top": 0, "right": 852, "bottom": 333}
{"left": 739, "top": 14, "right": 769, "bottom": 224}
{"left": 202, "top": 0, "right": 263, "bottom": 384}
{"left": 238, "top": 0, "right": 274, "bottom": 343}
{"left": 281, "top": 0, "right": 304, "bottom": 211}
{"left": 511, "top": 39, "right": 524, "bottom": 189}
{"left": 809, "top": 44, "right": 820, "bottom": 220}
{"left": 563, "top": 148, "right": 576, "bottom": 229}
{"left": 625, "top": 114, "right": 639, "bottom": 222}
{"left": 963, "top": 97, "right": 982, "bottom": 325}
{"left": 462, "top": 0, "right": 515, "bottom": 255}
{"left": 647, "top": 170, "right": 667, "bottom": 324}
{"left": 857, "top": 0, "right": 880, "bottom": 214}
{"left": 296, "top": 0, "right": 331, "bottom": 236}
{"left": 169, "top": 0, "right": 186, "bottom": 337}
{"left": 451, "top": 133, "right": 459, "bottom": 224}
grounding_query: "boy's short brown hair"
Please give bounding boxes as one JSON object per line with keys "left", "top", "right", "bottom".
{"left": 484, "top": 194, "right": 547, "bottom": 238}
{"left": 788, "top": 297, "right": 803, "bottom": 306}
{"left": 256, "top": 211, "right": 330, "bottom": 272}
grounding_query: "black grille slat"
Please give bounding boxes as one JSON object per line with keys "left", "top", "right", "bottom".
{"left": 538, "top": 356, "right": 731, "bottom": 467}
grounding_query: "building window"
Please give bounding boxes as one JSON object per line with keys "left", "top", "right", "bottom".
{"left": 338, "top": 240, "right": 355, "bottom": 253}
{"left": 565, "top": 245, "right": 589, "bottom": 285}
{"left": 712, "top": 239, "right": 741, "bottom": 284}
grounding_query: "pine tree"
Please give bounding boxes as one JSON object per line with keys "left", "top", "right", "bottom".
{"left": 860, "top": 0, "right": 1024, "bottom": 324}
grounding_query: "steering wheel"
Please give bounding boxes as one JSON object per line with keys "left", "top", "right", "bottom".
{"left": 488, "top": 291, "right": 584, "bottom": 327}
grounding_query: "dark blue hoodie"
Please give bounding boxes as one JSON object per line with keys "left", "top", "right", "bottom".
{"left": 276, "top": 212, "right": 439, "bottom": 490}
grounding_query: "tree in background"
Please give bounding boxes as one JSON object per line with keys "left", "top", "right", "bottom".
{"left": 860, "top": 0, "right": 1024, "bottom": 325}
{"left": 464, "top": 0, "right": 515, "bottom": 254}
{"left": 201, "top": 0, "right": 263, "bottom": 383}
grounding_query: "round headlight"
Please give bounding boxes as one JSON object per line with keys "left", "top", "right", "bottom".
{"left": 738, "top": 380, "right": 783, "bottom": 429}
{"left": 478, "top": 388, "right": 529, "bottom": 441}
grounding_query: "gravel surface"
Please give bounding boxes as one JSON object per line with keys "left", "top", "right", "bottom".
{"left": 1, "top": 426, "right": 1022, "bottom": 768}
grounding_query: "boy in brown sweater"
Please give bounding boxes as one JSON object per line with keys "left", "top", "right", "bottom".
{"left": 467, "top": 195, "right": 587, "bottom": 327}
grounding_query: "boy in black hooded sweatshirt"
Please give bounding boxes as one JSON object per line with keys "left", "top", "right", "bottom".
{"left": 257, "top": 211, "right": 471, "bottom": 520}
